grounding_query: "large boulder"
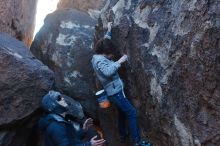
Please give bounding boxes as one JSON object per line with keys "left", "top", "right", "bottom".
{"left": 0, "top": 33, "right": 54, "bottom": 125}
{"left": 0, "top": 0, "right": 37, "bottom": 46}
{"left": 95, "top": 0, "right": 220, "bottom": 146}
{"left": 57, "top": 0, "right": 107, "bottom": 20}
{"left": 57, "top": 0, "right": 105, "bottom": 12}
{"left": 0, "top": 33, "right": 54, "bottom": 145}
{"left": 30, "top": 9, "right": 97, "bottom": 118}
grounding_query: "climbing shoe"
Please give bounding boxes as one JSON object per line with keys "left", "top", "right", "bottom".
{"left": 134, "top": 140, "right": 152, "bottom": 146}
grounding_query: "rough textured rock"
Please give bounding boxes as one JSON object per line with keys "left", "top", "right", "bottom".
{"left": 57, "top": 0, "right": 106, "bottom": 19}
{"left": 0, "top": 109, "right": 43, "bottom": 146}
{"left": 0, "top": 0, "right": 37, "bottom": 46}
{"left": 0, "top": 33, "right": 54, "bottom": 145}
{"left": 30, "top": 9, "right": 98, "bottom": 118}
{"left": 57, "top": 0, "right": 104, "bottom": 11}
{"left": 95, "top": 0, "right": 220, "bottom": 146}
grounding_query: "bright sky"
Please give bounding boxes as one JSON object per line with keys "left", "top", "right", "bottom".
{"left": 34, "top": 0, "right": 59, "bottom": 37}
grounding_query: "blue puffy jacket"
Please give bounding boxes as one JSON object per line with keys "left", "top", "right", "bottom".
{"left": 38, "top": 114, "right": 91, "bottom": 146}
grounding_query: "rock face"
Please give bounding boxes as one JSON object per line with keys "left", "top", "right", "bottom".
{"left": 30, "top": 9, "right": 98, "bottom": 118}
{"left": 0, "top": 0, "right": 37, "bottom": 46}
{"left": 57, "top": 0, "right": 106, "bottom": 20}
{"left": 57, "top": 0, "right": 104, "bottom": 11}
{"left": 95, "top": 0, "right": 220, "bottom": 146}
{"left": 0, "top": 33, "right": 54, "bottom": 145}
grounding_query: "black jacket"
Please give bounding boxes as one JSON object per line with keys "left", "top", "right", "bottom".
{"left": 39, "top": 114, "right": 91, "bottom": 146}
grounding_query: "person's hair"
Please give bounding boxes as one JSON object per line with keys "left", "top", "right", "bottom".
{"left": 94, "top": 38, "right": 117, "bottom": 55}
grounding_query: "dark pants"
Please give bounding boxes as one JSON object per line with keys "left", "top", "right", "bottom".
{"left": 109, "top": 90, "right": 140, "bottom": 142}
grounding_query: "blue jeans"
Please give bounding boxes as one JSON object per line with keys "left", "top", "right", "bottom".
{"left": 109, "top": 90, "right": 140, "bottom": 142}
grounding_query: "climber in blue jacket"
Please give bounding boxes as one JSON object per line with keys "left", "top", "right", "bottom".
{"left": 91, "top": 22, "right": 152, "bottom": 146}
{"left": 38, "top": 90, "right": 106, "bottom": 146}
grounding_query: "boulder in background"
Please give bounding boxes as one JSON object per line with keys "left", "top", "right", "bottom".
{"left": 0, "top": 33, "right": 54, "bottom": 145}
{"left": 0, "top": 0, "right": 37, "bottom": 46}
{"left": 31, "top": 9, "right": 98, "bottom": 118}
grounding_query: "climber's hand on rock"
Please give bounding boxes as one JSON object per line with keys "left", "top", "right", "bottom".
{"left": 117, "top": 54, "right": 128, "bottom": 64}
{"left": 107, "top": 22, "right": 113, "bottom": 32}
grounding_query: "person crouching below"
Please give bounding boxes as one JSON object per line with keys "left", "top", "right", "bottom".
{"left": 38, "top": 90, "right": 106, "bottom": 146}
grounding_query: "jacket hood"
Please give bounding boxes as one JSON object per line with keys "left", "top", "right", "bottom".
{"left": 41, "top": 90, "right": 85, "bottom": 120}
